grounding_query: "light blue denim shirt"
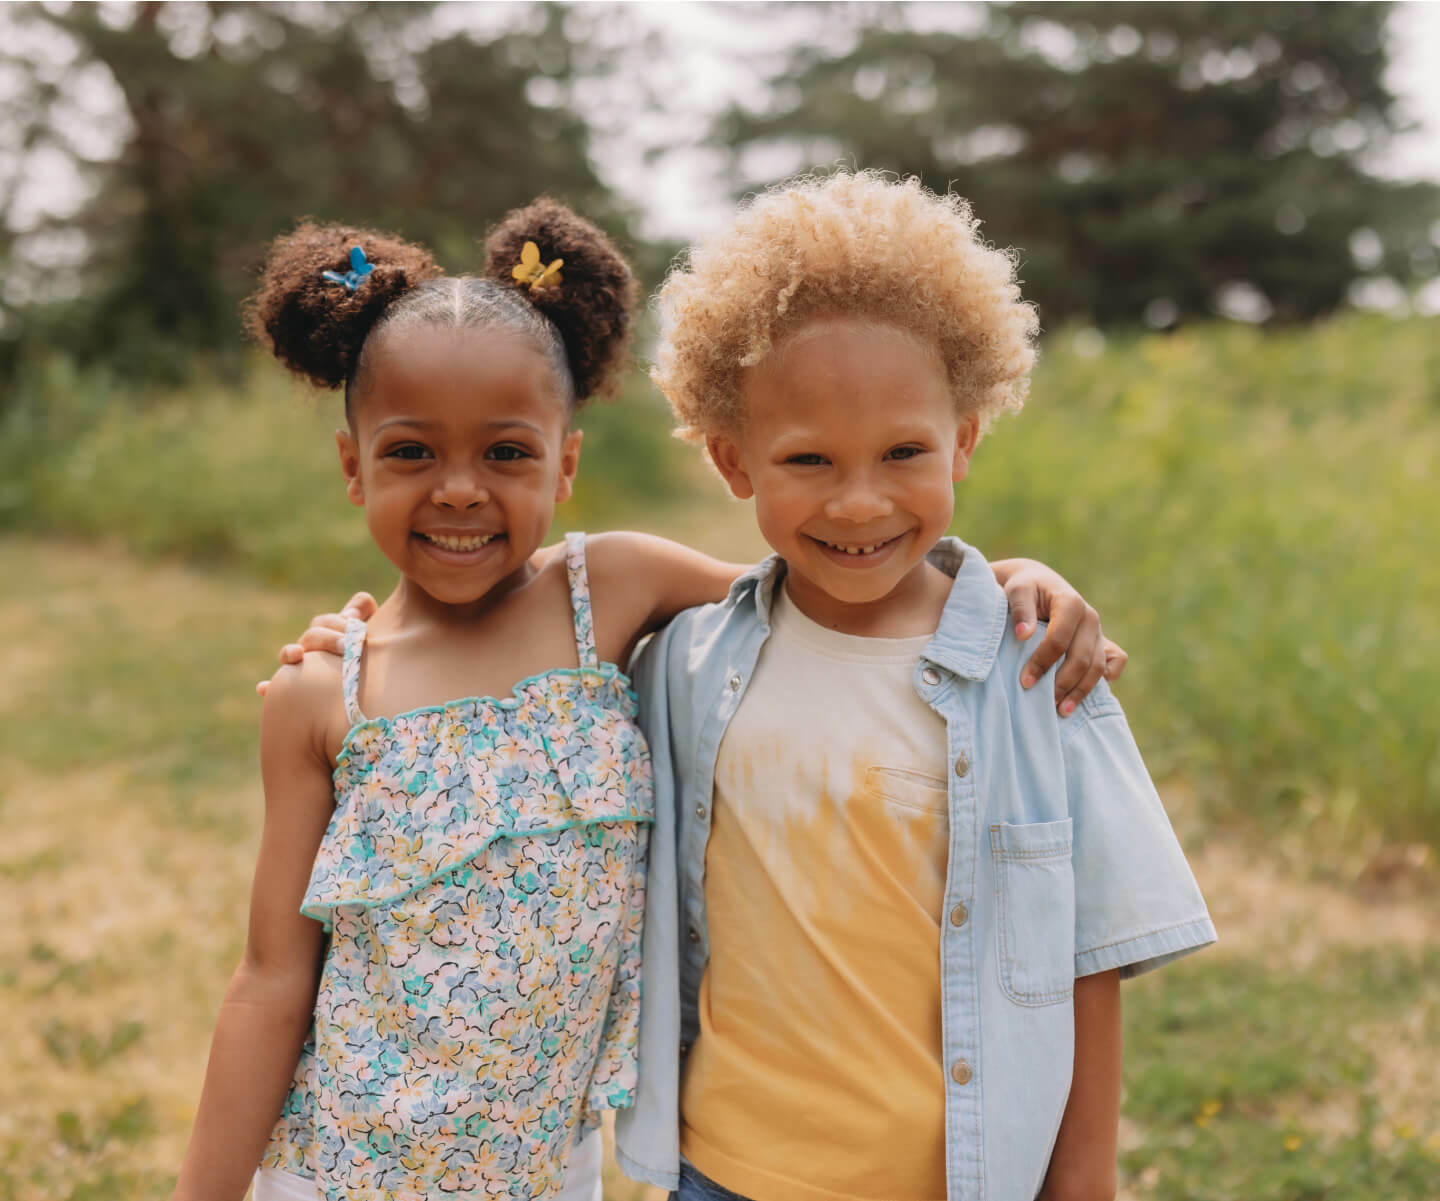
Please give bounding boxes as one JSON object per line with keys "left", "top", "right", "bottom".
{"left": 616, "top": 538, "right": 1216, "bottom": 1201}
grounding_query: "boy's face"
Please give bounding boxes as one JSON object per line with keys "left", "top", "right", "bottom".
{"left": 708, "top": 317, "right": 979, "bottom": 620}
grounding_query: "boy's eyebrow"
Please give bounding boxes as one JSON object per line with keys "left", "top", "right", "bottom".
{"left": 372, "top": 417, "right": 547, "bottom": 436}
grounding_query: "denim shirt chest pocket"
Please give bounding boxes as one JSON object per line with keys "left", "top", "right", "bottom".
{"left": 989, "top": 818, "right": 1075, "bottom": 1006}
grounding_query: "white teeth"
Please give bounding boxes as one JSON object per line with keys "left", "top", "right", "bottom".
{"left": 823, "top": 538, "right": 884, "bottom": 555}
{"left": 423, "top": 533, "right": 495, "bottom": 551}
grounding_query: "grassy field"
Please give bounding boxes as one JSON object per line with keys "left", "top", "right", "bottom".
{"left": 2, "top": 313, "right": 1437, "bottom": 1198}
{"left": 0, "top": 538, "right": 1435, "bottom": 1201}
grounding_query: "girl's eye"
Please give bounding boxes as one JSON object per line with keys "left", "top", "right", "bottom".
{"left": 887, "top": 445, "right": 924, "bottom": 461}
{"left": 487, "top": 444, "right": 532, "bottom": 462}
{"left": 385, "top": 443, "right": 431, "bottom": 461}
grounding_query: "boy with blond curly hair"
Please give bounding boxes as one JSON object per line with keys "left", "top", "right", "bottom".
{"left": 616, "top": 173, "right": 1215, "bottom": 1201}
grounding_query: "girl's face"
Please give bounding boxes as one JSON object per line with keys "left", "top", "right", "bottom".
{"left": 336, "top": 326, "right": 580, "bottom": 609}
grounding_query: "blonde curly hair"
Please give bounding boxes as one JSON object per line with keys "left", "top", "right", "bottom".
{"left": 652, "top": 171, "right": 1039, "bottom": 441}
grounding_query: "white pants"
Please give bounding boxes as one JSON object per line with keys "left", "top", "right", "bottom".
{"left": 253, "top": 1128, "right": 604, "bottom": 1201}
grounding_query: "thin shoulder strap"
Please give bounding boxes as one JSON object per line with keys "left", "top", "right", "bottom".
{"left": 564, "top": 532, "right": 599, "bottom": 669}
{"left": 341, "top": 617, "right": 368, "bottom": 726}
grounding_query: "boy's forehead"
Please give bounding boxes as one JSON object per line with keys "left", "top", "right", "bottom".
{"left": 741, "top": 317, "right": 952, "bottom": 430}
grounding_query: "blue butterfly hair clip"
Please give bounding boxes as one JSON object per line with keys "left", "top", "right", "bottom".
{"left": 321, "top": 245, "right": 374, "bottom": 292}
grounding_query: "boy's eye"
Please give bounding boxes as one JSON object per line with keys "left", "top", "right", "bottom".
{"left": 385, "top": 443, "right": 431, "bottom": 461}
{"left": 487, "top": 444, "right": 532, "bottom": 462}
{"left": 786, "top": 453, "right": 828, "bottom": 466}
{"left": 887, "top": 445, "right": 925, "bottom": 460}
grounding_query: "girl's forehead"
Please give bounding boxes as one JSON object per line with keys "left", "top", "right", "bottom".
{"left": 358, "top": 328, "right": 569, "bottom": 428}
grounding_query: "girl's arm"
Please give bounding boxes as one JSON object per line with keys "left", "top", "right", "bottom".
{"left": 1037, "top": 969, "right": 1123, "bottom": 1201}
{"left": 259, "top": 544, "right": 1126, "bottom": 709}
{"left": 991, "top": 559, "right": 1128, "bottom": 713}
{"left": 172, "top": 660, "right": 338, "bottom": 1201}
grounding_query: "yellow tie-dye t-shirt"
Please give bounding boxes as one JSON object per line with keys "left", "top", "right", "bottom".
{"left": 681, "top": 584, "right": 951, "bottom": 1201}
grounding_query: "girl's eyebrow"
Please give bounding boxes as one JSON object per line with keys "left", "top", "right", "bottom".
{"left": 372, "top": 417, "right": 547, "bottom": 436}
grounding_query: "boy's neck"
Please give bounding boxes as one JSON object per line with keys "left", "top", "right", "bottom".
{"left": 780, "top": 551, "right": 954, "bottom": 639}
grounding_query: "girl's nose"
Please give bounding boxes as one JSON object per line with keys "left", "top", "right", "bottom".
{"left": 432, "top": 473, "right": 489, "bottom": 509}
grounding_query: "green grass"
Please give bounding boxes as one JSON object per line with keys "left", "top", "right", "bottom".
{"left": 1120, "top": 946, "right": 1440, "bottom": 1200}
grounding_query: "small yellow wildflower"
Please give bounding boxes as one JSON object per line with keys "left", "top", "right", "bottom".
{"left": 1283, "top": 1135, "right": 1302, "bottom": 1152}
{"left": 1395, "top": 1121, "right": 1417, "bottom": 1140}
{"left": 1200, "top": 1099, "right": 1223, "bottom": 1118}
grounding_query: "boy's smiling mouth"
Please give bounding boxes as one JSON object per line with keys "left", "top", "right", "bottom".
{"left": 808, "top": 532, "right": 906, "bottom": 561}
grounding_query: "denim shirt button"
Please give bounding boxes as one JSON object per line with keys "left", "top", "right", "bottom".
{"left": 954, "top": 752, "right": 971, "bottom": 778}
{"left": 949, "top": 902, "right": 969, "bottom": 927}
{"left": 727, "top": 673, "right": 743, "bottom": 691}
{"left": 951, "top": 1059, "right": 973, "bottom": 1085}
{"left": 695, "top": 805, "right": 708, "bottom": 820}
{"left": 688, "top": 928, "right": 701, "bottom": 942}
{"left": 921, "top": 666, "right": 941, "bottom": 686}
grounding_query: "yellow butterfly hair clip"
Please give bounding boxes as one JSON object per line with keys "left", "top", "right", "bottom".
{"left": 512, "top": 241, "right": 563, "bottom": 292}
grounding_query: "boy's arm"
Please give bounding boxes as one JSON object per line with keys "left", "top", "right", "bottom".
{"left": 172, "top": 662, "right": 336, "bottom": 1201}
{"left": 1038, "top": 969, "right": 1122, "bottom": 1201}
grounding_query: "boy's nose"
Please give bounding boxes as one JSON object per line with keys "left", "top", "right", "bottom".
{"left": 825, "top": 478, "right": 893, "bottom": 523}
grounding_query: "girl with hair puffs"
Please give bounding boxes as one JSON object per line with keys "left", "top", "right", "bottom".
{"left": 191, "top": 193, "right": 1121, "bottom": 1201}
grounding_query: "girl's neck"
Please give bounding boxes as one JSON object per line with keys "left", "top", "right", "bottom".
{"left": 381, "top": 557, "right": 542, "bottom": 632}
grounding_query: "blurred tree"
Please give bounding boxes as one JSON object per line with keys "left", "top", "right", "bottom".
{"left": 1, "top": 1, "right": 634, "bottom": 379}
{"left": 711, "top": 1, "right": 1440, "bottom": 328}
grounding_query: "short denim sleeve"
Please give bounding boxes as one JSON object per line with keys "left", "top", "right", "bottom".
{"left": 1063, "top": 682, "right": 1216, "bottom": 979}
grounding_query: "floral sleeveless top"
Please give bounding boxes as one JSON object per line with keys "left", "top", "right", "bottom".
{"left": 261, "top": 533, "right": 652, "bottom": 1201}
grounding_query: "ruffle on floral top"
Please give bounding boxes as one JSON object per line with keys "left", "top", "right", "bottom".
{"left": 261, "top": 533, "right": 653, "bottom": 1201}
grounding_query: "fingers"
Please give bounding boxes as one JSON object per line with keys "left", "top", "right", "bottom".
{"left": 1019, "top": 594, "right": 1085, "bottom": 690}
{"left": 1102, "top": 638, "right": 1128, "bottom": 682}
{"left": 342, "top": 592, "right": 377, "bottom": 620}
{"left": 297, "top": 626, "right": 346, "bottom": 657}
{"left": 1054, "top": 621, "right": 1106, "bottom": 716}
{"left": 1004, "top": 579, "right": 1039, "bottom": 643}
{"left": 256, "top": 679, "right": 270, "bottom": 698}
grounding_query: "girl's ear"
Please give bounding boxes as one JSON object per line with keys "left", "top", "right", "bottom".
{"left": 553, "top": 429, "right": 584, "bottom": 504}
{"left": 707, "top": 433, "right": 754, "bottom": 500}
{"left": 336, "top": 429, "right": 365, "bottom": 506}
{"left": 951, "top": 415, "right": 981, "bottom": 484}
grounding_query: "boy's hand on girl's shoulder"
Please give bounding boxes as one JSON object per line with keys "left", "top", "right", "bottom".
{"left": 254, "top": 592, "right": 377, "bottom": 697}
{"left": 990, "top": 559, "right": 1128, "bottom": 717}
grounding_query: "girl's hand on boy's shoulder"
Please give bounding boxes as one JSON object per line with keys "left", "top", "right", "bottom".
{"left": 989, "top": 559, "right": 1128, "bottom": 717}
{"left": 255, "top": 592, "right": 377, "bottom": 697}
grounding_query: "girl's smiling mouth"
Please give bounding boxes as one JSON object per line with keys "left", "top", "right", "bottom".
{"left": 413, "top": 530, "right": 506, "bottom": 558}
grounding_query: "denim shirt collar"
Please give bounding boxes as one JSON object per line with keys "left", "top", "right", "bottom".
{"left": 724, "top": 536, "right": 1007, "bottom": 680}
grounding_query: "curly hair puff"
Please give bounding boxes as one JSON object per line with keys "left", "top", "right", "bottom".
{"left": 245, "top": 223, "right": 441, "bottom": 391}
{"left": 482, "top": 196, "right": 638, "bottom": 403}
{"left": 651, "top": 171, "right": 1039, "bottom": 441}
{"left": 246, "top": 200, "right": 636, "bottom": 415}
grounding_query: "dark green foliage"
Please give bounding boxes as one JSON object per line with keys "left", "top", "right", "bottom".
{"left": 0, "top": 2, "right": 635, "bottom": 380}
{"left": 712, "top": 2, "right": 1439, "bottom": 328}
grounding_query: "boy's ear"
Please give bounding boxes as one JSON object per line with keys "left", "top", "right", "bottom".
{"left": 706, "top": 432, "right": 754, "bottom": 500}
{"left": 554, "top": 429, "right": 584, "bottom": 504}
{"left": 951, "top": 415, "right": 982, "bottom": 484}
{"left": 336, "top": 429, "right": 364, "bottom": 506}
